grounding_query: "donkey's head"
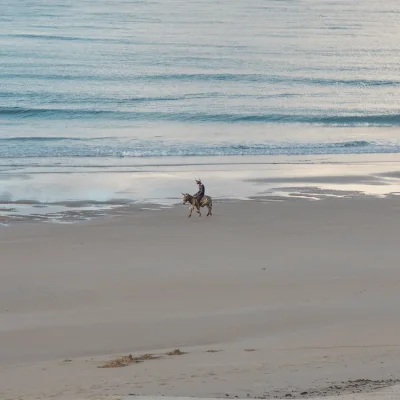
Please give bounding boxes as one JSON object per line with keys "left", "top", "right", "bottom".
{"left": 181, "top": 193, "right": 191, "bottom": 204}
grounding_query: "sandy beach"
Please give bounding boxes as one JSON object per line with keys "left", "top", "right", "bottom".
{"left": 3, "top": 0, "right": 400, "bottom": 398}
{"left": 1, "top": 194, "right": 400, "bottom": 399}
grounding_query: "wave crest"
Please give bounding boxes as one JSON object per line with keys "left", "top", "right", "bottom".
{"left": 1, "top": 139, "right": 399, "bottom": 158}
{"left": 1, "top": 107, "right": 400, "bottom": 126}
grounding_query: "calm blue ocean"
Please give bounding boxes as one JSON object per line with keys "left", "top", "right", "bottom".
{"left": 1, "top": 0, "right": 400, "bottom": 161}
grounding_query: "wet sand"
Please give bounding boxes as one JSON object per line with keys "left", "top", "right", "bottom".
{"left": 2, "top": 154, "right": 400, "bottom": 224}
{"left": 1, "top": 196, "right": 400, "bottom": 399}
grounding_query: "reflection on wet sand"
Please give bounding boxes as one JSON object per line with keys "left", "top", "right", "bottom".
{"left": 1, "top": 154, "right": 400, "bottom": 223}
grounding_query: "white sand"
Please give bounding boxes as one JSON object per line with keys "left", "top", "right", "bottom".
{"left": 1, "top": 197, "right": 400, "bottom": 399}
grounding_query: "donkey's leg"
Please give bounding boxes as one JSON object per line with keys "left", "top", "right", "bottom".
{"left": 195, "top": 200, "right": 201, "bottom": 217}
{"left": 188, "top": 206, "right": 194, "bottom": 217}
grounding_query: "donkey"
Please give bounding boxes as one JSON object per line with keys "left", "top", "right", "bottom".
{"left": 182, "top": 193, "right": 213, "bottom": 217}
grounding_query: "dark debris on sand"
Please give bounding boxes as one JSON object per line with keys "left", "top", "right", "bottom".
{"left": 260, "top": 378, "right": 400, "bottom": 399}
{"left": 98, "top": 353, "right": 159, "bottom": 368}
{"left": 166, "top": 348, "right": 187, "bottom": 356}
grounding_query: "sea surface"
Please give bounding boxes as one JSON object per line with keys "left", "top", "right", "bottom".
{"left": 1, "top": 0, "right": 400, "bottom": 211}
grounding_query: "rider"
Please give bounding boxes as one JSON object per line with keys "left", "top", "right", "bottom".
{"left": 193, "top": 179, "right": 205, "bottom": 208}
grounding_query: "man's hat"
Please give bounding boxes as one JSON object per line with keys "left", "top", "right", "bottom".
{"left": 195, "top": 179, "right": 202, "bottom": 184}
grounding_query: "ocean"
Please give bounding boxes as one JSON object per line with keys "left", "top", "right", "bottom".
{"left": 1, "top": 0, "right": 400, "bottom": 215}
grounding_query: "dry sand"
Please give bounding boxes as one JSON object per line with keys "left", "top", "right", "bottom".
{"left": 1, "top": 196, "right": 400, "bottom": 399}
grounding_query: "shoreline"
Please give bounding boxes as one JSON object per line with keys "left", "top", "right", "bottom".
{"left": 1, "top": 153, "right": 400, "bottom": 224}
{"left": 1, "top": 197, "right": 400, "bottom": 399}
{"left": 1, "top": 190, "right": 399, "bottom": 225}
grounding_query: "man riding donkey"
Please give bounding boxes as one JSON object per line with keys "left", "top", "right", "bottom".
{"left": 182, "top": 179, "right": 212, "bottom": 217}
{"left": 193, "top": 179, "right": 205, "bottom": 209}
